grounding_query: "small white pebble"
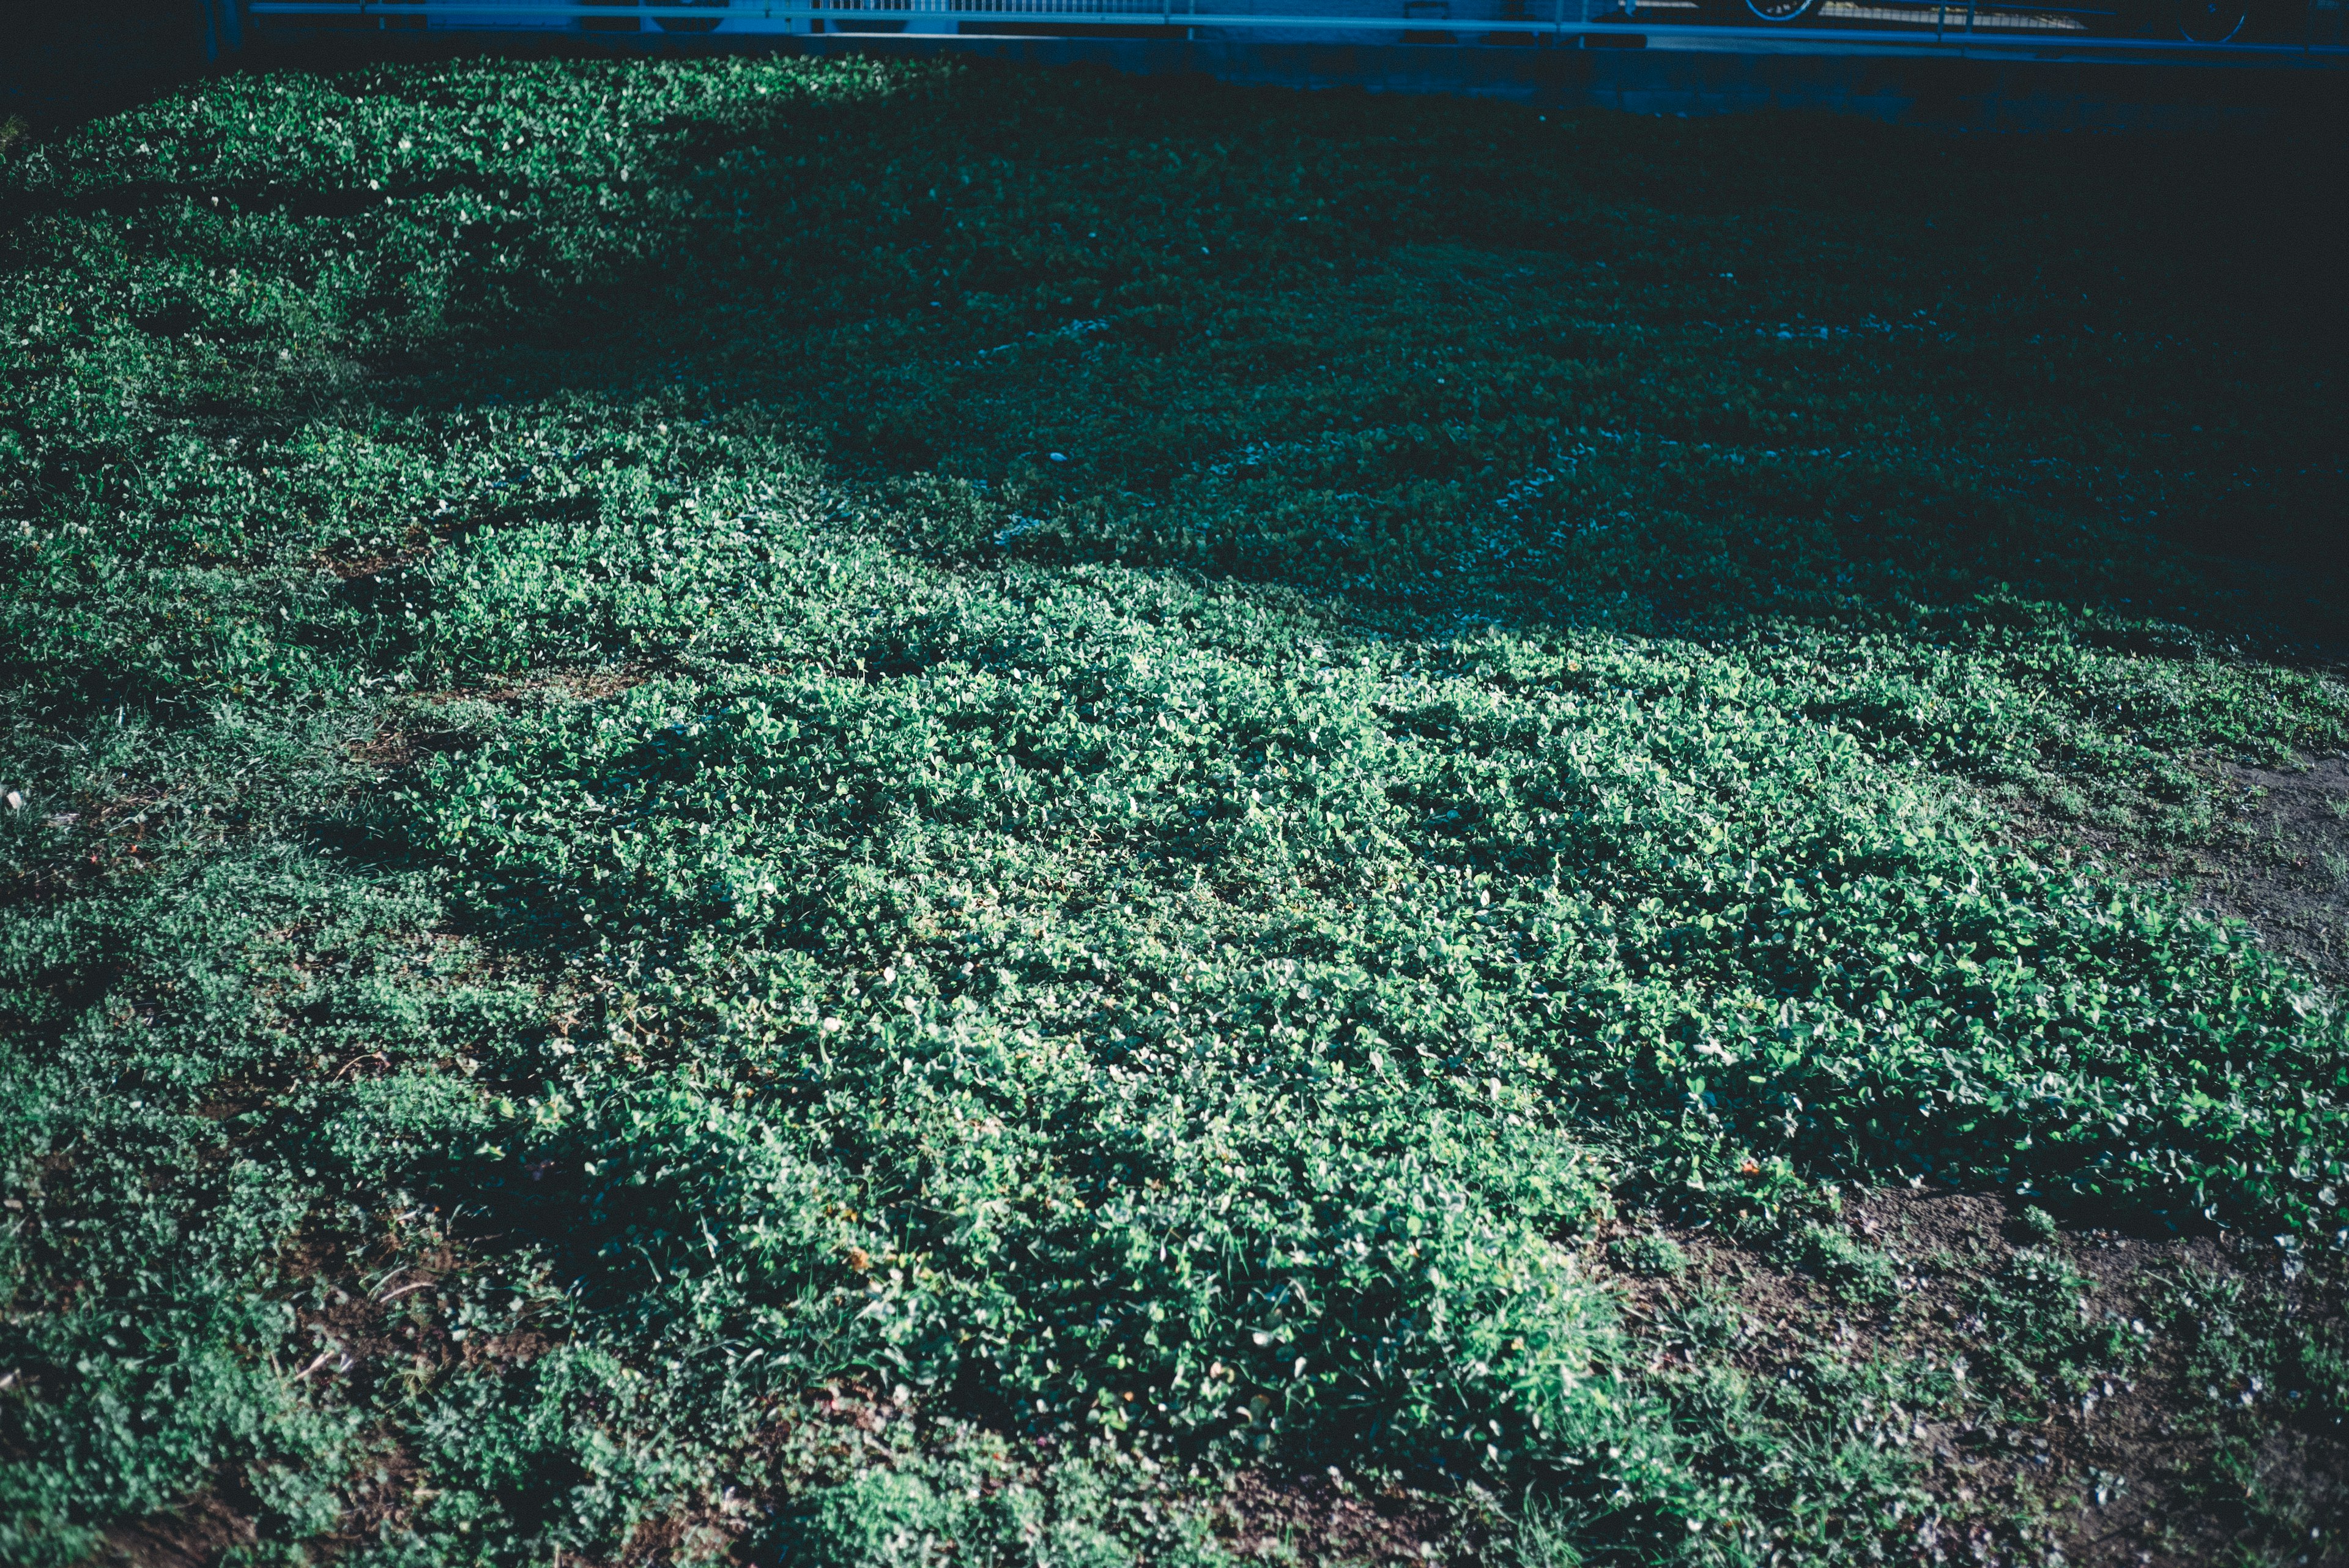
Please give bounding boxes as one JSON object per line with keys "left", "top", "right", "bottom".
{"left": 3, "top": 790, "right": 20, "bottom": 811}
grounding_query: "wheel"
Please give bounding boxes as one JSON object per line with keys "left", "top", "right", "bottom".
{"left": 2176, "top": 0, "right": 2247, "bottom": 38}
{"left": 1742, "top": 0, "right": 1822, "bottom": 21}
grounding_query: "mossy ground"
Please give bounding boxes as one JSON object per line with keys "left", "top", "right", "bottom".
{"left": 2, "top": 52, "right": 2346, "bottom": 1568}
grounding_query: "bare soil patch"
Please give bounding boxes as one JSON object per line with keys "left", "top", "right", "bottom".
{"left": 351, "top": 666, "right": 655, "bottom": 773}
{"left": 100, "top": 1488, "right": 262, "bottom": 1568}
{"left": 2212, "top": 753, "right": 2349, "bottom": 981}
{"left": 1217, "top": 1468, "right": 1445, "bottom": 1564}
{"left": 2000, "top": 752, "right": 2349, "bottom": 985}
{"left": 1601, "top": 1189, "right": 2348, "bottom": 1568}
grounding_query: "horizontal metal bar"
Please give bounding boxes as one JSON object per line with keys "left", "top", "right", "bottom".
{"left": 242, "top": 0, "right": 2349, "bottom": 54}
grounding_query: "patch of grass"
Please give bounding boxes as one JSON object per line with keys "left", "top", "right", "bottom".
{"left": 2147, "top": 1263, "right": 2349, "bottom": 1562}
{"left": 773, "top": 1447, "right": 1235, "bottom": 1568}
{"left": 1611, "top": 1235, "right": 1691, "bottom": 1279}
{"left": 1964, "top": 1247, "right": 2147, "bottom": 1400}
{"left": 1, "top": 51, "right": 2346, "bottom": 1568}
{"left": 1783, "top": 1224, "right": 1901, "bottom": 1309}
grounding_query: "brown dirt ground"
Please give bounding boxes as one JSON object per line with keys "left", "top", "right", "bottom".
{"left": 1604, "top": 1188, "right": 2348, "bottom": 1568}
{"left": 1217, "top": 1469, "right": 1449, "bottom": 1564}
{"left": 100, "top": 1489, "right": 264, "bottom": 1568}
{"left": 2000, "top": 751, "right": 2349, "bottom": 986}
{"left": 350, "top": 665, "right": 656, "bottom": 773}
{"left": 2206, "top": 754, "right": 2349, "bottom": 983}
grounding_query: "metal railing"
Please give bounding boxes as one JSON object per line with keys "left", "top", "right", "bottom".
{"left": 243, "top": 0, "right": 2349, "bottom": 52}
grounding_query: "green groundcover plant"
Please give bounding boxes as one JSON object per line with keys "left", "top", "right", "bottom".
{"left": 1, "top": 51, "right": 2345, "bottom": 1567}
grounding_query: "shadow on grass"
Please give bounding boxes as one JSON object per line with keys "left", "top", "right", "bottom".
{"left": 364, "top": 65, "right": 2349, "bottom": 637}
{"left": 17, "top": 47, "right": 2347, "bottom": 626}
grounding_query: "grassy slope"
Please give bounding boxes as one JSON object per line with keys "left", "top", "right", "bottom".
{"left": 2, "top": 55, "right": 2347, "bottom": 1568}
